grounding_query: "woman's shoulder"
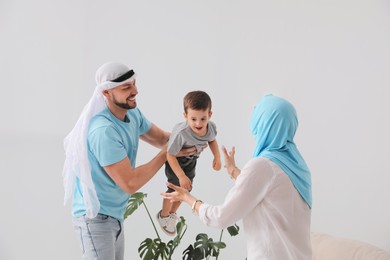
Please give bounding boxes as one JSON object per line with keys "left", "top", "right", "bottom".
{"left": 236, "top": 157, "right": 279, "bottom": 186}
{"left": 245, "top": 157, "right": 272, "bottom": 168}
{"left": 242, "top": 157, "right": 285, "bottom": 178}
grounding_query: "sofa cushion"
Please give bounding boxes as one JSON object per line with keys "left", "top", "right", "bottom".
{"left": 311, "top": 233, "right": 390, "bottom": 260}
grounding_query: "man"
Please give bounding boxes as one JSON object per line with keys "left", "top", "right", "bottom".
{"left": 63, "top": 62, "right": 194, "bottom": 260}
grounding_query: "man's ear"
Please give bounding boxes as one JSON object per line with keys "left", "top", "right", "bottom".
{"left": 209, "top": 111, "right": 213, "bottom": 118}
{"left": 183, "top": 112, "right": 187, "bottom": 119}
{"left": 102, "top": 89, "right": 110, "bottom": 97}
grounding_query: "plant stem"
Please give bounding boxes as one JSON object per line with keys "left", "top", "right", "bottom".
{"left": 219, "top": 229, "right": 224, "bottom": 243}
{"left": 142, "top": 201, "right": 160, "bottom": 240}
{"left": 215, "top": 229, "right": 224, "bottom": 260}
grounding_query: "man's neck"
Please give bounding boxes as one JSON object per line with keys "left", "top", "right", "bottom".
{"left": 107, "top": 103, "right": 128, "bottom": 122}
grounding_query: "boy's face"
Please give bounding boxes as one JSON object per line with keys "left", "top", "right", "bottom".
{"left": 184, "top": 108, "right": 212, "bottom": 136}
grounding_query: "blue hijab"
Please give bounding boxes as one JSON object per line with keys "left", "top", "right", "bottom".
{"left": 250, "top": 94, "right": 312, "bottom": 208}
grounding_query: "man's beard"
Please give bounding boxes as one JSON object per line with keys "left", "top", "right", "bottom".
{"left": 113, "top": 96, "right": 136, "bottom": 110}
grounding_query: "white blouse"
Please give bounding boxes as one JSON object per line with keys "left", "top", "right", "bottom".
{"left": 199, "top": 157, "right": 312, "bottom": 260}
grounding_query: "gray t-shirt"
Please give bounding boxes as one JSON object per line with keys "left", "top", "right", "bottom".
{"left": 168, "top": 121, "right": 217, "bottom": 156}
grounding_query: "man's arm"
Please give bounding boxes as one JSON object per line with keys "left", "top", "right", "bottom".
{"left": 140, "top": 123, "right": 170, "bottom": 148}
{"left": 103, "top": 123, "right": 196, "bottom": 194}
{"left": 141, "top": 123, "right": 197, "bottom": 157}
{"left": 103, "top": 150, "right": 167, "bottom": 194}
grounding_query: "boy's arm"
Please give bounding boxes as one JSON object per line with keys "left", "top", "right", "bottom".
{"left": 209, "top": 139, "right": 222, "bottom": 171}
{"left": 167, "top": 152, "right": 192, "bottom": 190}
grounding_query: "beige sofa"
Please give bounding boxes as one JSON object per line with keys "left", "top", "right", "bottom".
{"left": 311, "top": 233, "right": 390, "bottom": 260}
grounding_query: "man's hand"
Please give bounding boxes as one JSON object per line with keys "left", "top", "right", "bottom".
{"left": 176, "top": 146, "right": 197, "bottom": 157}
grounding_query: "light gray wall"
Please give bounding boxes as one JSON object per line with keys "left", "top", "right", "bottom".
{"left": 1, "top": 0, "right": 389, "bottom": 259}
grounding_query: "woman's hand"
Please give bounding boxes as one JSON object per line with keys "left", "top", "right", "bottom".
{"left": 222, "top": 146, "right": 240, "bottom": 179}
{"left": 161, "top": 182, "right": 193, "bottom": 204}
{"left": 222, "top": 145, "right": 236, "bottom": 170}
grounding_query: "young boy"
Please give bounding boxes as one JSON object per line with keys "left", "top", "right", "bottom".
{"left": 157, "top": 90, "right": 221, "bottom": 236}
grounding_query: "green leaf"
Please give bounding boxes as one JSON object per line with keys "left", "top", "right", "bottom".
{"left": 165, "top": 217, "right": 187, "bottom": 258}
{"left": 132, "top": 193, "right": 239, "bottom": 260}
{"left": 193, "top": 247, "right": 206, "bottom": 259}
{"left": 195, "top": 233, "right": 209, "bottom": 241}
{"left": 124, "top": 192, "right": 146, "bottom": 220}
{"left": 138, "top": 238, "right": 155, "bottom": 260}
{"left": 183, "top": 233, "right": 227, "bottom": 259}
{"left": 182, "top": 244, "right": 195, "bottom": 260}
{"left": 174, "top": 217, "right": 187, "bottom": 243}
{"left": 209, "top": 241, "right": 226, "bottom": 257}
{"left": 138, "top": 238, "right": 168, "bottom": 260}
{"left": 227, "top": 224, "right": 240, "bottom": 237}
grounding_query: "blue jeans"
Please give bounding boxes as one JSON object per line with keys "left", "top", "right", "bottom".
{"left": 72, "top": 214, "right": 124, "bottom": 260}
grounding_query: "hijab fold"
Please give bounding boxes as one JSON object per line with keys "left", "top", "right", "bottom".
{"left": 250, "top": 94, "right": 312, "bottom": 208}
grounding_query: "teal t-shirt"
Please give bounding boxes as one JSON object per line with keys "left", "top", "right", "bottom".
{"left": 72, "top": 106, "right": 152, "bottom": 220}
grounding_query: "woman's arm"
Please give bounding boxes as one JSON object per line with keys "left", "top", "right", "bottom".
{"left": 162, "top": 150, "right": 275, "bottom": 229}
{"left": 198, "top": 161, "right": 274, "bottom": 229}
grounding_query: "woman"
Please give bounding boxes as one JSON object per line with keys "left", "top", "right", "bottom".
{"left": 162, "top": 94, "right": 312, "bottom": 260}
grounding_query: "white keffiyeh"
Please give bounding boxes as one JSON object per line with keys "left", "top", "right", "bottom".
{"left": 63, "top": 62, "right": 136, "bottom": 219}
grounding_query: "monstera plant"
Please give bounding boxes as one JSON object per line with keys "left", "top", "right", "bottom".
{"left": 124, "top": 192, "right": 240, "bottom": 260}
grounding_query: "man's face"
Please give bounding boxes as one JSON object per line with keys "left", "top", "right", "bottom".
{"left": 109, "top": 80, "right": 138, "bottom": 110}
{"left": 184, "top": 108, "right": 212, "bottom": 136}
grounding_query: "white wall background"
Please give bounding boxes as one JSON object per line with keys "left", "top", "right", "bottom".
{"left": 1, "top": 0, "right": 389, "bottom": 259}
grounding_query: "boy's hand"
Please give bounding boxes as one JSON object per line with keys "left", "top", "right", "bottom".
{"left": 213, "top": 157, "right": 222, "bottom": 171}
{"left": 179, "top": 176, "right": 192, "bottom": 191}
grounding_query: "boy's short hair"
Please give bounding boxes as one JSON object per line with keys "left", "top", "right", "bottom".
{"left": 183, "top": 91, "right": 212, "bottom": 113}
